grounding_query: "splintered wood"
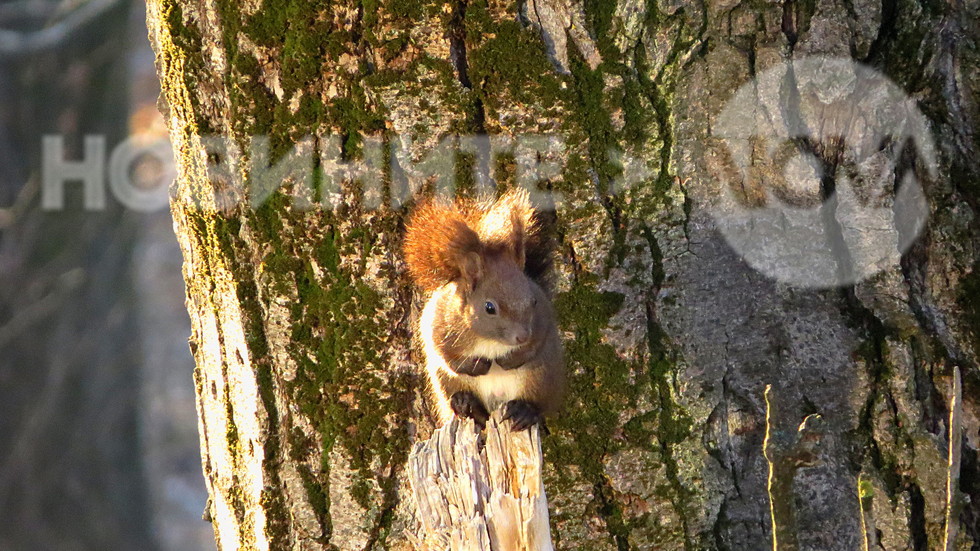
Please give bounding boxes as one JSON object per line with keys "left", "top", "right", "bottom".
{"left": 408, "top": 413, "right": 555, "bottom": 551}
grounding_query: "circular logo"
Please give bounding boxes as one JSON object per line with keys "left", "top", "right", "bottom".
{"left": 710, "top": 57, "right": 934, "bottom": 288}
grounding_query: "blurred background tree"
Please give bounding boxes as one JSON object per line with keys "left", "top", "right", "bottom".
{"left": 0, "top": 1, "right": 212, "bottom": 549}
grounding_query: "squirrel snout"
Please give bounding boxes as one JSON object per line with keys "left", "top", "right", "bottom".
{"left": 513, "top": 330, "right": 530, "bottom": 346}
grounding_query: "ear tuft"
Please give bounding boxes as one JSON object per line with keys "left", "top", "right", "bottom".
{"left": 477, "top": 188, "right": 533, "bottom": 268}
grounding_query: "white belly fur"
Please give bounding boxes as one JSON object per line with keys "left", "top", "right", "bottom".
{"left": 469, "top": 363, "right": 525, "bottom": 410}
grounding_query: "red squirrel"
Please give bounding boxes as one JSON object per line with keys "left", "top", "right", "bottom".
{"left": 403, "top": 189, "right": 565, "bottom": 431}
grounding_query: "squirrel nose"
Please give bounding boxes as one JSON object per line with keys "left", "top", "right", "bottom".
{"left": 514, "top": 331, "right": 529, "bottom": 345}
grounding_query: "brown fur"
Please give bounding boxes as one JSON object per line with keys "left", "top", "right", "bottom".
{"left": 430, "top": 279, "right": 566, "bottom": 417}
{"left": 404, "top": 189, "right": 565, "bottom": 428}
{"left": 403, "top": 199, "right": 483, "bottom": 293}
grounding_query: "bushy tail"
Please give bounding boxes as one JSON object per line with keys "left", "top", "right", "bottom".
{"left": 403, "top": 198, "right": 483, "bottom": 293}
{"left": 403, "top": 189, "right": 553, "bottom": 291}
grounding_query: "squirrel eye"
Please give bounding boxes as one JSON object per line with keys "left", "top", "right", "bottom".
{"left": 484, "top": 301, "right": 497, "bottom": 315}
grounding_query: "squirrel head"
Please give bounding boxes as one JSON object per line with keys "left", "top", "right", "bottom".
{"left": 457, "top": 250, "right": 536, "bottom": 349}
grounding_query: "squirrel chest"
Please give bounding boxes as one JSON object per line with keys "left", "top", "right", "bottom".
{"left": 461, "top": 363, "right": 527, "bottom": 410}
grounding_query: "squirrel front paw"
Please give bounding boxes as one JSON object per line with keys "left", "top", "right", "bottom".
{"left": 496, "top": 349, "right": 529, "bottom": 370}
{"left": 496, "top": 341, "right": 541, "bottom": 370}
{"left": 450, "top": 391, "right": 490, "bottom": 426}
{"left": 453, "top": 357, "right": 492, "bottom": 376}
{"left": 503, "top": 400, "right": 541, "bottom": 431}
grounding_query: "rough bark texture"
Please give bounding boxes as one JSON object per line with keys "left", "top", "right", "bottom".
{"left": 148, "top": 0, "right": 980, "bottom": 549}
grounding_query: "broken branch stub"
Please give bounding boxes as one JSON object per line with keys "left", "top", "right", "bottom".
{"left": 408, "top": 413, "right": 555, "bottom": 551}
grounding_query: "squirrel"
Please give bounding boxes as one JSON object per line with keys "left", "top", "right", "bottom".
{"left": 403, "top": 189, "right": 565, "bottom": 431}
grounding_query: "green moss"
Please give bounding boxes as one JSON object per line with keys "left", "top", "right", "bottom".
{"left": 462, "top": 0, "right": 494, "bottom": 46}
{"left": 362, "top": 0, "right": 438, "bottom": 50}
{"left": 454, "top": 150, "right": 479, "bottom": 197}
{"left": 546, "top": 283, "right": 638, "bottom": 548}
{"left": 224, "top": 388, "right": 241, "bottom": 450}
{"left": 858, "top": 476, "right": 875, "bottom": 499}
{"left": 645, "top": 306, "right": 695, "bottom": 550}
{"left": 565, "top": 54, "right": 636, "bottom": 270}
{"left": 361, "top": 0, "right": 380, "bottom": 37}
{"left": 284, "top": 216, "right": 413, "bottom": 516}
{"left": 594, "top": 481, "right": 635, "bottom": 551}
{"left": 218, "top": 0, "right": 394, "bottom": 159}
{"left": 547, "top": 267, "right": 696, "bottom": 545}
{"left": 259, "top": 489, "right": 292, "bottom": 547}
{"left": 582, "top": 0, "right": 618, "bottom": 63}
{"left": 299, "top": 464, "right": 332, "bottom": 541}
{"left": 568, "top": 55, "right": 620, "bottom": 194}
{"left": 620, "top": 77, "right": 655, "bottom": 145}
{"left": 243, "top": 0, "right": 330, "bottom": 87}
{"left": 383, "top": 0, "right": 425, "bottom": 20}
{"left": 288, "top": 426, "right": 317, "bottom": 462}
{"left": 467, "top": 14, "right": 567, "bottom": 112}
{"left": 204, "top": 188, "right": 413, "bottom": 540}
{"left": 548, "top": 285, "right": 630, "bottom": 476}
{"left": 325, "top": 83, "right": 388, "bottom": 155}
{"left": 241, "top": 2, "right": 285, "bottom": 45}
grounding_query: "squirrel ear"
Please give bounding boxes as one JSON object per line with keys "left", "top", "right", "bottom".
{"left": 459, "top": 251, "right": 484, "bottom": 292}
{"left": 478, "top": 189, "right": 530, "bottom": 269}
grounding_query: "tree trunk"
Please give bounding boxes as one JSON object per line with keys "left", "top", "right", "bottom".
{"left": 147, "top": 0, "right": 980, "bottom": 549}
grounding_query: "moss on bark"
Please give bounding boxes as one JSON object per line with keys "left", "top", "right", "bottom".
{"left": 149, "top": 0, "right": 980, "bottom": 548}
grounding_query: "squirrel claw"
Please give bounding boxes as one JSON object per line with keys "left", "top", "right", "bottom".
{"left": 503, "top": 400, "right": 541, "bottom": 431}
{"left": 454, "top": 357, "right": 492, "bottom": 376}
{"left": 450, "top": 391, "right": 490, "bottom": 427}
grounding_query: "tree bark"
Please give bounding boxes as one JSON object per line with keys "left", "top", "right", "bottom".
{"left": 148, "top": 0, "right": 980, "bottom": 549}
